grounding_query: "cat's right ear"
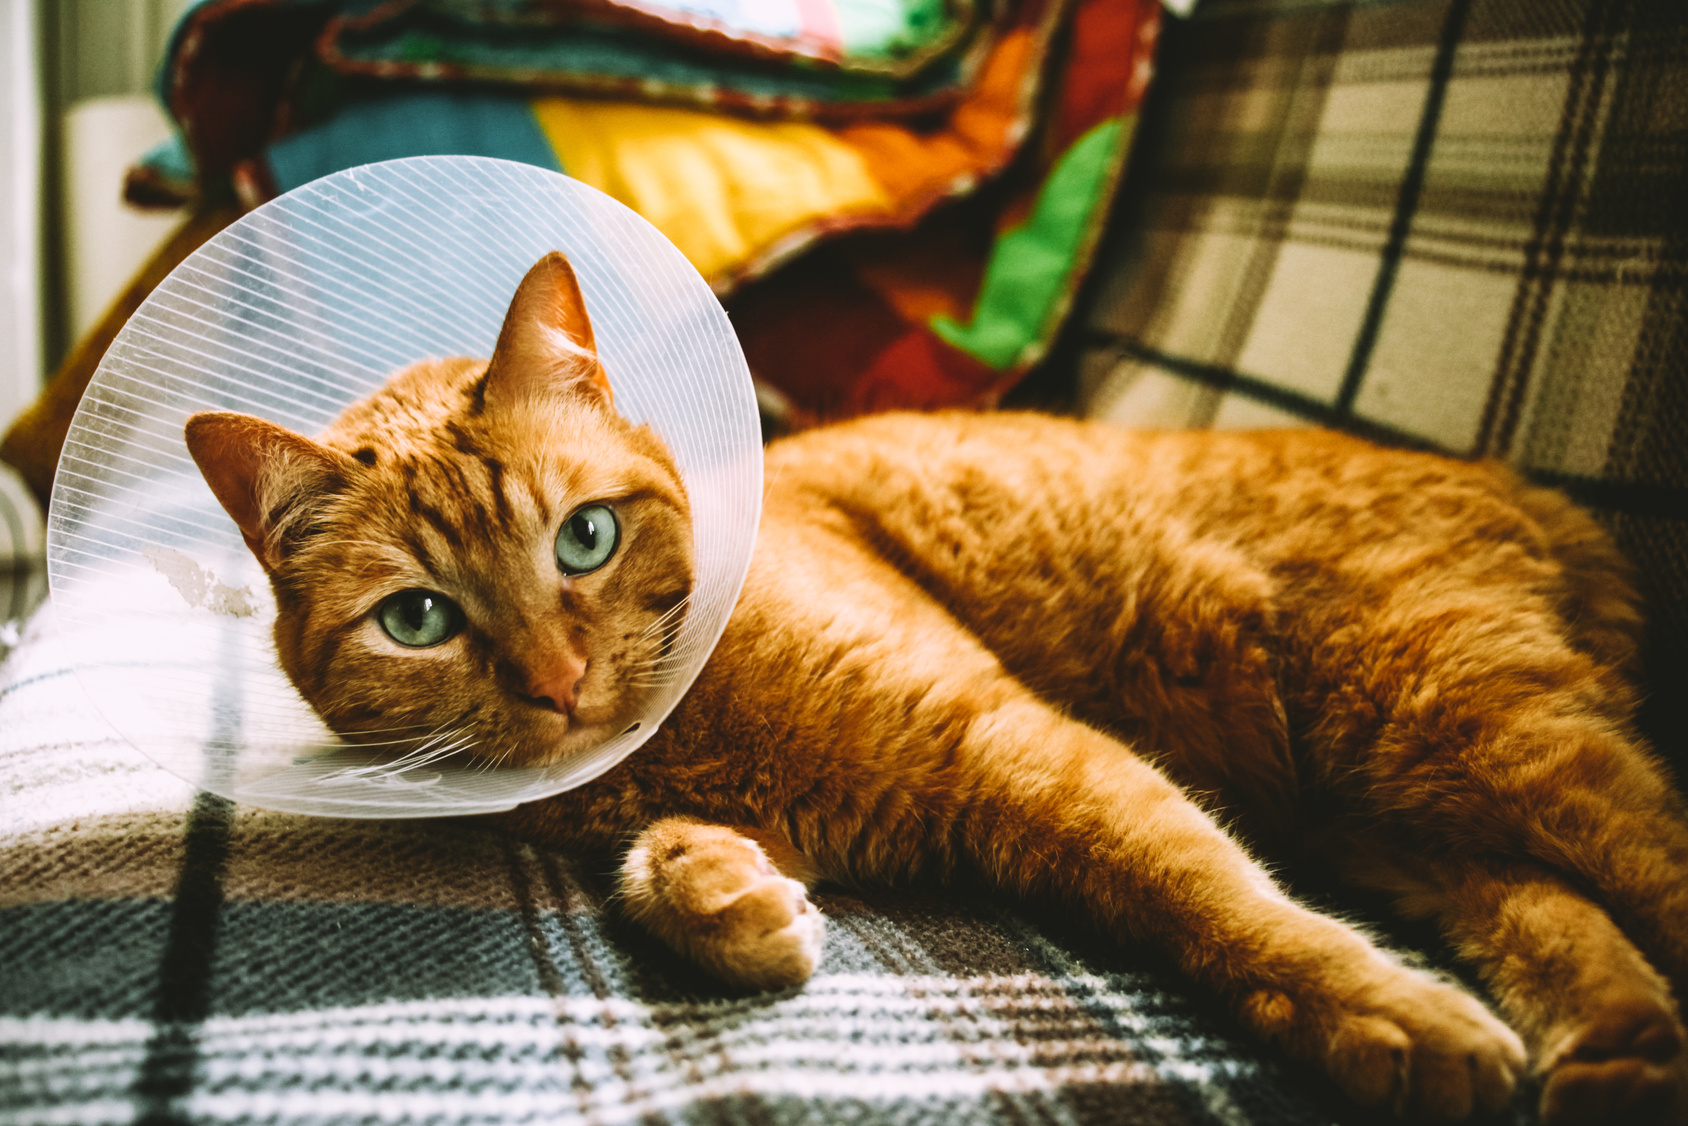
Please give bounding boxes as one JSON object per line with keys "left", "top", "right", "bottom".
{"left": 184, "top": 411, "right": 354, "bottom": 574}
{"left": 481, "top": 252, "right": 614, "bottom": 413}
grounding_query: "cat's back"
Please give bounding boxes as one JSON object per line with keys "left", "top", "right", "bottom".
{"left": 761, "top": 411, "right": 1538, "bottom": 570}
{"left": 755, "top": 412, "right": 1617, "bottom": 669}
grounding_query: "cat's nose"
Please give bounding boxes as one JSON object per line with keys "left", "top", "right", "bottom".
{"left": 524, "top": 659, "right": 586, "bottom": 715}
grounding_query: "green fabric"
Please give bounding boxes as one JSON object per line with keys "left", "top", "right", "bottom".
{"left": 931, "top": 117, "right": 1127, "bottom": 369}
{"left": 836, "top": 0, "right": 953, "bottom": 58}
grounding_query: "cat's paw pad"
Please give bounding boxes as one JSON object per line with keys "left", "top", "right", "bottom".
{"left": 700, "top": 869, "right": 824, "bottom": 990}
{"left": 1315, "top": 972, "right": 1524, "bottom": 1121}
{"left": 1539, "top": 998, "right": 1687, "bottom": 1126}
{"left": 629, "top": 829, "right": 824, "bottom": 991}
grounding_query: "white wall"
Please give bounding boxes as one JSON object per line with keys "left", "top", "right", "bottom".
{"left": 0, "top": 0, "right": 42, "bottom": 432}
{"left": 62, "top": 95, "right": 182, "bottom": 339}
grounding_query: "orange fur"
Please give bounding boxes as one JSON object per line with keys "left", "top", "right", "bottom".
{"left": 187, "top": 254, "right": 1688, "bottom": 1125}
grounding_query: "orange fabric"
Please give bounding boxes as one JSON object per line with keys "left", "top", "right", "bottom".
{"left": 839, "top": 28, "right": 1038, "bottom": 210}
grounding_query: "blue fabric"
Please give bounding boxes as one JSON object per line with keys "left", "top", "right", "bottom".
{"left": 266, "top": 89, "right": 561, "bottom": 193}
{"left": 138, "top": 131, "right": 196, "bottom": 186}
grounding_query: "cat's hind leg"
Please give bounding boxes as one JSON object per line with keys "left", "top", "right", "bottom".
{"left": 1315, "top": 585, "right": 1688, "bottom": 1122}
{"left": 1341, "top": 845, "right": 1687, "bottom": 1126}
{"left": 928, "top": 692, "right": 1525, "bottom": 1120}
{"left": 618, "top": 817, "right": 824, "bottom": 989}
{"left": 1371, "top": 732, "right": 1688, "bottom": 1126}
{"left": 723, "top": 520, "right": 1524, "bottom": 1119}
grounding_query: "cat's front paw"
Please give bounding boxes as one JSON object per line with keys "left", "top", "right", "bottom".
{"left": 697, "top": 865, "right": 824, "bottom": 990}
{"left": 1249, "top": 964, "right": 1525, "bottom": 1121}
{"left": 622, "top": 823, "right": 824, "bottom": 991}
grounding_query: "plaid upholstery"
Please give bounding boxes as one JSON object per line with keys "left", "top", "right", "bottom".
{"left": 0, "top": 465, "right": 41, "bottom": 565}
{"left": 0, "top": 464, "right": 44, "bottom": 646}
{"left": 0, "top": 608, "right": 1349, "bottom": 1126}
{"left": 1076, "top": 0, "right": 1688, "bottom": 764}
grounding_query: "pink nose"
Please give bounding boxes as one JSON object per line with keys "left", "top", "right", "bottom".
{"left": 525, "top": 659, "right": 585, "bottom": 715}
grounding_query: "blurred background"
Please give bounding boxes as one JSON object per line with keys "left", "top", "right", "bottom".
{"left": 4, "top": 0, "right": 192, "bottom": 431}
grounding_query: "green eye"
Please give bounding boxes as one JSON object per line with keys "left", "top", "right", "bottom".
{"left": 377, "top": 590, "right": 463, "bottom": 647}
{"left": 556, "top": 504, "right": 619, "bottom": 575}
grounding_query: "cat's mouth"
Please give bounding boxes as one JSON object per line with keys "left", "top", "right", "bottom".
{"left": 491, "top": 686, "right": 655, "bottom": 767}
{"left": 320, "top": 667, "right": 659, "bottom": 770}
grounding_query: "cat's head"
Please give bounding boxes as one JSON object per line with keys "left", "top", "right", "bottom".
{"left": 184, "top": 252, "right": 694, "bottom": 767}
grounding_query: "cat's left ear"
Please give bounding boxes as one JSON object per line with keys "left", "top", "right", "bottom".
{"left": 482, "top": 252, "right": 614, "bottom": 411}
{"left": 184, "top": 411, "right": 357, "bottom": 574}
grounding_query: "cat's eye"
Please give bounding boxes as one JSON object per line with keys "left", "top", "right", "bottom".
{"left": 377, "top": 590, "right": 463, "bottom": 648}
{"left": 555, "top": 504, "right": 619, "bottom": 575}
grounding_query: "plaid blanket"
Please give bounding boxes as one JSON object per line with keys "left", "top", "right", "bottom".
{"left": 1074, "top": 0, "right": 1688, "bottom": 772}
{"left": 1, "top": 605, "right": 1360, "bottom": 1126}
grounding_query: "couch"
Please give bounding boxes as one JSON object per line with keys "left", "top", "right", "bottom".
{"left": 3, "top": 2, "right": 1683, "bottom": 1123}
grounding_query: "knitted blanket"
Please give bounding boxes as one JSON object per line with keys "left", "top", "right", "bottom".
{"left": 2, "top": 603, "right": 1363, "bottom": 1126}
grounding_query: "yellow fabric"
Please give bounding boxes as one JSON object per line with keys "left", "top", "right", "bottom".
{"left": 534, "top": 99, "right": 891, "bottom": 282}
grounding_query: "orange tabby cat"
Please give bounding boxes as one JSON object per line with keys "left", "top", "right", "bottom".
{"left": 186, "top": 253, "right": 1688, "bottom": 1125}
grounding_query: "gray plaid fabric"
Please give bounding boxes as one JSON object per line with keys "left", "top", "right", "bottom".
{"left": 1, "top": 607, "right": 1361, "bottom": 1126}
{"left": 0, "top": 464, "right": 44, "bottom": 657}
{"left": 0, "top": 463, "right": 42, "bottom": 568}
{"left": 1076, "top": 0, "right": 1688, "bottom": 762}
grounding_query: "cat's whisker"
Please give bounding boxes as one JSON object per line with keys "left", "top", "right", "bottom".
{"left": 319, "top": 735, "right": 475, "bottom": 782}
{"left": 637, "top": 596, "right": 691, "bottom": 640}
{"left": 350, "top": 723, "right": 476, "bottom": 767}
{"left": 625, "top": 674, "right": 689, "bottom": 689}
{"left": 622, "top": 655, "right": 681, "bottom": 673}
{"left": 381, "top": 728, "right": 469, "bottom": 760}
{"left": 650, "top": 616, "right": 686, "bottom": 639}
{"left": 331, "top": 734, "right": 459, "bottom": 749}
{"left": 634, "top": 627, "right": 683, "bottom": 649}
{"left": 622, "top": 661, "right": 683, "bottom": 678}
{"left": 624, "top": 654, "right": 685, "bottom": 673}
{"left": 333, "top": 721, "right": 456, "bottom": 733}
{"left": 626, "top": 637, "right": 686, "bottom": 662}
{"left": 374, "top": 731, "right": 479, "bottom": 774}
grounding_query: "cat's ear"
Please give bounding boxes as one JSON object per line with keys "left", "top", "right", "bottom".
{"left": 482, "top": 252, "right": 614, "bottom": 412}
{"left": 184, "top": 411, "right": 355, "bottom": 574}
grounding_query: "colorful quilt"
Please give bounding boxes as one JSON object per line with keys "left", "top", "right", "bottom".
{"left": 125, "top": 0, "right": 1159, "bottom": 419}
